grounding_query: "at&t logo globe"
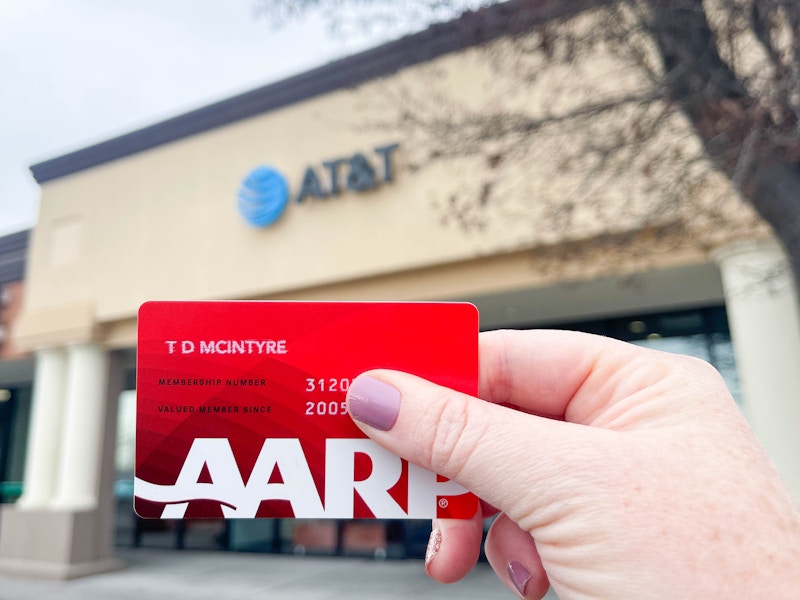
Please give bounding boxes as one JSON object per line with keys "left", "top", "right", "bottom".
{"left": 237, "top": 166, "right": 290, "bottom": 227}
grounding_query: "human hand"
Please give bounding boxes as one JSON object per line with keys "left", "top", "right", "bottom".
{"left": 346, "top": 329, "right": 800, "bottom": 599}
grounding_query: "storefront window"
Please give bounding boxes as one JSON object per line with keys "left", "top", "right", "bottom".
{"left": 0, "top": 386, "right": 31, "bottom": 503}
{"left": 227, "top": 518, "right": 406, "bottom": 558}
{"left": 115, "top": 389, "right": 136, "bottom": 475}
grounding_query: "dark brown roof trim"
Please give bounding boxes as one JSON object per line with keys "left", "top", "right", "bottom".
{"left": 30, "top": 0, "right": 594, "bottom": 184}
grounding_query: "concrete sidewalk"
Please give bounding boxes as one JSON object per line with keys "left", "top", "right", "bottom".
{"left": 0, "top": 548, "right": 559, "bottom": 599}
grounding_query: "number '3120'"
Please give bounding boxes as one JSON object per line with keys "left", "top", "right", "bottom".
{"left": 305, "top": 378, "right": 351, "bottom": 393}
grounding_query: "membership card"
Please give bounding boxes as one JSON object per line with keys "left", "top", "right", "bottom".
{"left": 134, "top": 301, "right": 479, "bottom": 519}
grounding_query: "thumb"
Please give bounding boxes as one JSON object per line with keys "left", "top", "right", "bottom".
{"left": 345, "top": 370, "right": 589, "bottom": 518}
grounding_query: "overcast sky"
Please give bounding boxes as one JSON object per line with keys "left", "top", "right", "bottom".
{"left": 0, "top": 0, "right": 418, "bottom": 237}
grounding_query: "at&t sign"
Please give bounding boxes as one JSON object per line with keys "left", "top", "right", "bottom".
{"left": 237, "top": 143, "right": 400, "bottom": 227}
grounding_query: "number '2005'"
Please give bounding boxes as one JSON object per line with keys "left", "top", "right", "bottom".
{"left": 305, "top": 401, "right": 348, "bottom": 416}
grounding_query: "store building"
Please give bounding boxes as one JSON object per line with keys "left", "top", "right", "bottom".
{"left": 1, "top": 0, "right": 799, "bottom": 579}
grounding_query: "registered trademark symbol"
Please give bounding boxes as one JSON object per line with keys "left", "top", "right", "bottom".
{"left": 438, "top": 498, "right": 449, "bottom": 509}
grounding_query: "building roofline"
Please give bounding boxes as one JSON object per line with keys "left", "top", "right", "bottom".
{"left": 30, "top": 0, "right": 593, "bottom": 184}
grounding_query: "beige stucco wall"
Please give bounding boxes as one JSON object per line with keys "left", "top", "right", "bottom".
{"left": 16, "top": 20, "right": 766, "bottom": 350}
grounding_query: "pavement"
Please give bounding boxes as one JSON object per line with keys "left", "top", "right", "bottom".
{"left": 0, "top": 548, "right": 560, "bottom": 600}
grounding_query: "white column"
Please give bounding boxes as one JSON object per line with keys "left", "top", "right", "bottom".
{"left": 17, "top": 348, "right": 67, "bottom": 509}
{"left": 713, "top": 238, "right": 800, "bottom": 504}
{"left": 51, "top": 343, "right": 109, "bottom": 511}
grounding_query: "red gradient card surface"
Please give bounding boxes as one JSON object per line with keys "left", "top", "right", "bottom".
{"left": 135, "top": 301, "right": 479, "bottom": 520}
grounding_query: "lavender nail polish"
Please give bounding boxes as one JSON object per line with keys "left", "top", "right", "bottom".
{"left": 347, "top": 376, "right": 401, "bottom": 431}
{"left": 507, "top": 561, "right": 531, "bottom": 597}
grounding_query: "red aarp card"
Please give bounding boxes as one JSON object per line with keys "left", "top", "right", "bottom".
{"left": 134, "top": 301, "right": 479, "bottom": 519}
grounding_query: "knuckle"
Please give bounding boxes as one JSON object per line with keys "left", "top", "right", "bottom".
{"left": 670, "top": 351, "right": 725, "bottom": 383}
{"left": 423, "top": 391, "right": 485, "bottom": 479}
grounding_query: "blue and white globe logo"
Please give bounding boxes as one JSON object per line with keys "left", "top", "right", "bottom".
{"left": 237, "top": 166, "right": 290, "bottom": 227}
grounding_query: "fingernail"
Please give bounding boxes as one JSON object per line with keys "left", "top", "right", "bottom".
{"left": 425, "top": 523, "right": 442, "bottom": 567}
{"left": 348, "top": 375, "right": 401, "bottom": 431}
{"left": 507, "top": 561, "right": 531, "bottom": 597}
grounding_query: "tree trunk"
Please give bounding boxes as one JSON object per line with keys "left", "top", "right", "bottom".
{"left": 647, "top": 0, "right": 800, "bottom": 288}
{"left": 750, "top": 161, "right": 800, "bottom": 287}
